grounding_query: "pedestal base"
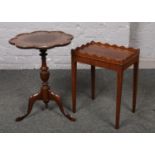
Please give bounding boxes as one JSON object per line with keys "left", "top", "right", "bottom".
{"left": 16, "top": 49, "right": 75, "bottom": 122}
{"left": 16, "top": 89, "right": 75, "bottom": 122}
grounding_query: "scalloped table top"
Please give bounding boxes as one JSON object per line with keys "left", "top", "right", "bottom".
{"left": 9, "top": 31, "right": 73, "bottom": 49}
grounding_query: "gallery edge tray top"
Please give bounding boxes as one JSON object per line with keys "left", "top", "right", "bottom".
{"left": 73, "top": 41, "right": 139, "bottom": 65}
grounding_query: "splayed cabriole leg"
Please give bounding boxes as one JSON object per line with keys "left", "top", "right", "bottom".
{"left": 16, "top": 93, "right": 41, "bottom": 121}
{"left": 16, "top": 49, "right": 75, "bottom": 122}
{"left": 49, "top": 91, "right": 75, "bottom": 121}
{"left": 71, "top": 53, "right": 77, "bottom": 113}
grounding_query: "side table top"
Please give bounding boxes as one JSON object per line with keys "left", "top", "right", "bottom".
{"left": 72, "top": 41, "right": 140, "bottom": 65}
{"left": 9, "top": 31, "right": 73, "bottom": 50}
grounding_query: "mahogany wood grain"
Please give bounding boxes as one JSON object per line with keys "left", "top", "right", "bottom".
{"left": 9, "top": 31, "right": 73, "bottom": 50}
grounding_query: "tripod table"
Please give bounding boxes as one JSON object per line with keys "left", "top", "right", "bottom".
{"left": 9, "top": 31, "right": 75, "bottom": 122}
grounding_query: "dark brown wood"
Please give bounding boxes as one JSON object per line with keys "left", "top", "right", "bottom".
{"left": 115, "top": 70, "right": 123, "bottom": 129}
{"left": 71, "top": 51, "right": 77, "bottom": 113}
{"left": 9, "top": 31, "right": 73, "bottom": 50}
{"left": 9, "top": 31, "right": 75, "bottom": 122}
{"left": 91, "top": 65, "right": 95, "bottom": 100}
{"left": 132, "top": 61, "right": 139, "bottom": 113}
{"left": 71, "top": 41, "right": 140, "bottom": 129}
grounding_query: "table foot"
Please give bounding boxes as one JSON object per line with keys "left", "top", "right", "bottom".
{"left": 16, "top": 114, "right": 29, "bottom": 122}
{"left": 16, "top": 93, "right": 41, "bottom": 122}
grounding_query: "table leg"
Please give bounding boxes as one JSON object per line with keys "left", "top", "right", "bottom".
{"left": 49, "top": 91, "right": 75, "bottom": 121}
{"left": 115, "top": 70, "right": 124, "bottom": 129}
{"left": 16, "top": 93, "right": 41, "bottom": 121}
{"left": 71, "top": 54, "right": 77, "bottom": 113}
{"left": 91, "top": 65, "right": 95, "bottom": 100}
{"left": 132, "top": 61, "right": 139, "bottom": 113}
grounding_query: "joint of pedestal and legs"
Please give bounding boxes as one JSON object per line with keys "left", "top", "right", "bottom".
{"left": 41, "top": 66, "right": 48, "bottom": 71}
{"left": 42, "top": 83, "right": 49, "bottom": 87}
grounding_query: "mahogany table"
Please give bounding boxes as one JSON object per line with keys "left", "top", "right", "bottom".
{"left": 71, "top": 41, "right": 140, "bottom": 129}
{"left": 9, "top": 31, "right": 75, "bottom": 122}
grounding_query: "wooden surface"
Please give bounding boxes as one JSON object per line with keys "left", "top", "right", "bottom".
{"left": 72, "top": 41, "right": 139, "bottom": 65}
{"left": 9, "top": 31, "right": 73, "bottom": 49}
{"left": 71, "top": 41, "right": 140, "bottom": 129}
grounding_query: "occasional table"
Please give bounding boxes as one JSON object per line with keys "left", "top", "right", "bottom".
{"left": 71, "top": 41, "right": 140, "bottom": 129}
{"left": 9, "top": 31, "right": 75, "bottom": 122}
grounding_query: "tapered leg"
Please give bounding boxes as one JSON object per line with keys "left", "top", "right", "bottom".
{"left": 115, "top": 70, "right": 124, "bottom": 129}
{"left": 132, "top": 61, "right": 139, "bottom": 113}
{"left": 49, "top": 91, "right": 75, "bottom": 121}
{"left": 72, "top": 57, "right": 77, "bottom": 113}
{"left": 91, "top": 65, "right": 95, "bottom": 100}
{"left": 16, "top": 93, "right": 41, "bottom": 121}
